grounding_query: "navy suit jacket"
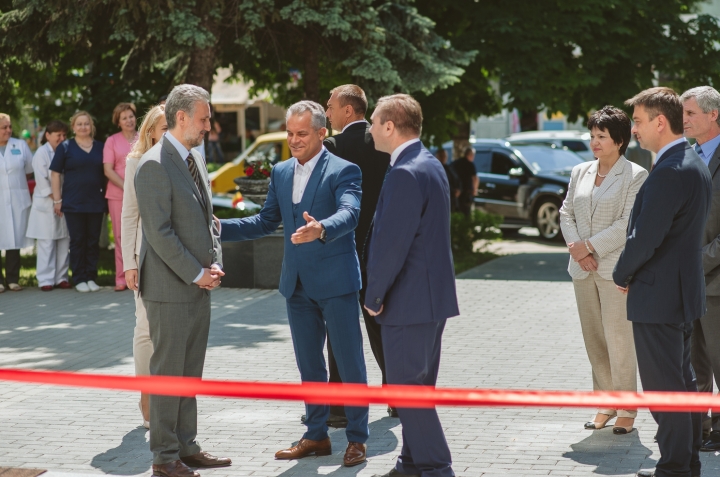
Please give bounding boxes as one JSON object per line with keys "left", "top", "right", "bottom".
{"left": 365, "top": 142, "right": 459, "bottom": 325}
{"left": 613, "top": 141, "right": 712, "bottom": 324}
{"left": 220, "top": 149, "right": 363, "bottom": 300}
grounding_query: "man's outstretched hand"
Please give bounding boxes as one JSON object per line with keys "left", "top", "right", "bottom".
{"left": 291, "top": 212, "right": 324, "bottom": 244}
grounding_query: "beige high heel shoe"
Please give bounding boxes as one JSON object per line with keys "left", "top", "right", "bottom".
{"left": 584, "top": 411, "right": 616, "bottom": 429}
{"left": 613, "top": 417, "right": 635, "bottom": 434}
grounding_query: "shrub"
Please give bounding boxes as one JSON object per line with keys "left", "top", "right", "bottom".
{"left": 450, "top": 210, "right": 503, "bottom": 255}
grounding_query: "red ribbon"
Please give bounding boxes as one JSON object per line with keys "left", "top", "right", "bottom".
{"left": 0, "top": 368, "right": 718, "bottom": 412}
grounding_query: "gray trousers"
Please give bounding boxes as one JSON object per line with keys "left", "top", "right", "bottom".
{"left": 144, "top": 295, "right": 210, "bottom": 465}
{"left": 691, "top": 295, "right": 720, "bottom": 432}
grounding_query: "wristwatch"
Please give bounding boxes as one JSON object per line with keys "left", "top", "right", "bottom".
{"left": 319, "top": 226, "right": 327, "bottom": 243}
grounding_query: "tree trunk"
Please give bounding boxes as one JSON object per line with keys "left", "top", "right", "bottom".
{"left": 520, "top": 109, "right": 539, "bottom": 131}
{"left": 303, "top": 32, "right": 320, "bottom": 102}
{"left": 185, "top": 45, "right": 217, "bottom": 93}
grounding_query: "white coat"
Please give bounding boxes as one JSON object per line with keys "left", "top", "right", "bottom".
{"left": 0, "top": 137, "right": 33, "bottom": 249}
{"left": 26, "top": 142, "right": 69, "bottom": 240}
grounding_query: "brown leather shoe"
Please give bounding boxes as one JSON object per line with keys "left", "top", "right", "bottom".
{"left": 152, "top": 460, "right": 199, "bottom": 477}
{"left": 180, "top": 451, "right": 232, "bottom": 468}
{"left": 343, "top": 441, "right": 367, "bottom": 466}
{"left": 275, "top": 437, "right": 331, "bottom": 460}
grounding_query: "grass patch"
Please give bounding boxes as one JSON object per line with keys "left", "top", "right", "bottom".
{"left": 454, "top": 250, "right": 499, "bottom": 275}
{"left": 19, "top": 247, "right": 116, "bottom": 288}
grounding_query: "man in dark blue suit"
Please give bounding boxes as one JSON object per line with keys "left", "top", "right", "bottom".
{"left": 364, "top": 94, "right": 459, "bottom": 477}
{"left": 613, "top": 87, "right": 712, "bottom": 477}
{"left": 220, "top": 101, "right": 370, "bottom": 467}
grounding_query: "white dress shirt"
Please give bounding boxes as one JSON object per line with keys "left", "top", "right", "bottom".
{"left": 293, "top": 147, "right": 324, "bottom": 204}
{"left": 654, "top": 137, "right": 687, "bottom": 164}
{"left": 342, "top": 120, "right": 368, "bottom": 133}
{"left": 390, "top": 138, "right": 421, "bottom": 166}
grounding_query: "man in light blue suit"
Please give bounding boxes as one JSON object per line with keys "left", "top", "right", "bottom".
{"left": 220, "top": 101, "right": 369, "bottom": 467}
{"left": 365, "top": 94, "right": 459, "bottom": 477}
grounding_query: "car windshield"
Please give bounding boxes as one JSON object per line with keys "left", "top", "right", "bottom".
{"left": 512, "top": 145, "right": 584, "bottom": 173}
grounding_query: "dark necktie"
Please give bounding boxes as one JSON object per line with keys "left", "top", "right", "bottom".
{"left": 187, "top": 153, "right": 206, "bottom": 206}
{"left": 362, "top": 163, "right": 393, "bottom": 264}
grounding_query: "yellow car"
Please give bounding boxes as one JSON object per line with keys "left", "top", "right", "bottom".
{"left": 210, "top": 131, "right": 291, "bottom": 193}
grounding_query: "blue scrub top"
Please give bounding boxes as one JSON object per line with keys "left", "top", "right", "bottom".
{"left": 49, "top": 139, "right": 107, "bottom": 214}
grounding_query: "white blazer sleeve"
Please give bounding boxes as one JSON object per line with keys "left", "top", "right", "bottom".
{"left": 31, "top": 146, "right": 52, "bottom": 198}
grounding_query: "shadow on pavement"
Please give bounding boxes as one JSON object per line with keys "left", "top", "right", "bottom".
{"left": 90, "top": 426, "right": 151, "bottom": 475}
{"left": 457, "top": 252, "right": 571, "bottom": 281}
{"left": 274, "top": 416, "right": 400, "bottom": 476}
{"left": 563, "top": 428, "right": 655, "bottom": 475}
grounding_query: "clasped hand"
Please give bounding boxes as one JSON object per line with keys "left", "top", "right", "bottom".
{"left": 291, "top": 212, "right": 323, "bottom": 244}
{"left": 197, "top": 264, "right": 224, "bottom": 290}
{"left": 568, "top": 241, "right": 597, "bottom": 272}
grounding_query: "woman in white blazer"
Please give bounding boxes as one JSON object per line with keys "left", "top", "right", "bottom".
{"left": 26, "top": 121, "right": 72, "bottom": 291}
{"left": 0, "top": 113, "right": 34, "bottom": 292}
{"left": 121, "top": 105, "right": 167, "bottom": 428}
{"left": 560, "top": 106, "right": 648, "bottom": 435}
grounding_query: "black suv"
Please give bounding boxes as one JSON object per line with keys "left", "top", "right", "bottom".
{"left": 470, "top": 140, "right": 585, "bottom": 240}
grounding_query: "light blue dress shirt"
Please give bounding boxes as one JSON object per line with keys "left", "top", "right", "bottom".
{"left": 695, "top": 133, "right": 720, "bottom": 166}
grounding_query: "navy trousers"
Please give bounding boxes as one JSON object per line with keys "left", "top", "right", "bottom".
{"left": 286, "top": 279, "right": 369, "bottom": 444}
{"left": 633, "top": 321, "right": 702, "bottom": 477}
{"left": 64, "top": 212, "right": 103, "bottom": 284}
{"left": 382, "top": 319, "right": 454, "bottom": 477}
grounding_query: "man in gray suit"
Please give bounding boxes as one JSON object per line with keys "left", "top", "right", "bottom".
{"left": 135, "top": 84, "right": 231, "bottom": 477}
{"left": 681, "top": 86, "right": 720, "bottom": 451}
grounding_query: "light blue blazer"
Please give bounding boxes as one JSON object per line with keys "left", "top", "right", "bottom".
{"left": 220, "top": 149, "right": 362, "bottom": 300}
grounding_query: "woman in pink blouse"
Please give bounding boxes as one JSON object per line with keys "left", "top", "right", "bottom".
{"left": 103, "top": 102, "right": 137, "bottom": 291}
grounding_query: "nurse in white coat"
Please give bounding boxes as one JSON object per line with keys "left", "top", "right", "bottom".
{"left": 0, "top": 113, "right": 33, "bottom": 292}
{"left": 26, "top": 121, "right": 71, "bottom": 291}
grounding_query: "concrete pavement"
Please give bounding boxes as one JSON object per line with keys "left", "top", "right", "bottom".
{"left": 0, "top": 249, "right": 718, "bottom": 476}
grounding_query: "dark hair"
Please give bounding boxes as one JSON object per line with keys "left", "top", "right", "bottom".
{"left": 587, "top": 106, "right": 632, "bottom": 156}
{"left": 330, "top": 84, "right": 368, "bottom": 116}
{"left": 625, "top": 87, "right": 683, "bottom": 135}
{"left": 374, "top": 94, "right": 423, "bottom": 136}
{"left": 41, "top": 120, "right": 69, "bottom": 144}
{"left": 157, "top": 94, "right": 168, "bottom": 104}
{"left": 463, "top": 147, "right": 476, "bottom": 158}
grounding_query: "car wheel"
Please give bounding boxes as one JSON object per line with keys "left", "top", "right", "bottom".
{"left": 535, "top": 199, "right": 562, "bottom": 241}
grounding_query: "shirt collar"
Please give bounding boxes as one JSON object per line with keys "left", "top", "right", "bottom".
{"left": 164, "top": 132, "right": 190, "bottom": 162}
{"left": 697, "top": 133, "right": 720, "bottom": 162}
{"left": 294, "top": 146, "right": 325, "bottom": 173}
{"left": 390, "top": 138, "right": 421, "bottom": 166}
{"left": 655, "top": 137, "right": 687, "bottom": 164}
{"left": 341, "top": 120, "right": 368, "bottom": 133}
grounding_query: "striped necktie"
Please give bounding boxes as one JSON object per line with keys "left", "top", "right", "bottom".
{"left": 187, "top": 153, "right": 206, "bottom": 206}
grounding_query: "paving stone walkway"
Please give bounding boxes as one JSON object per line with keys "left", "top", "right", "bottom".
{"left": 0, "top": 252, "right": 718, "bottom": 476}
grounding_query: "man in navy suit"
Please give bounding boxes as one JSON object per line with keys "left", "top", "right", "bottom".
{"left": 220, "top": 101, "right": 370, "bottom": 467}
{"left": 613, "top": 87, "right": 712, "bottom": 477}
{"left": 364, "top": 94, "right": 459, "bottom": 477}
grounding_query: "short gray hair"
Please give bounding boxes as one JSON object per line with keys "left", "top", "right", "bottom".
{"left": 165, "top": 84, "right": 210, "bottom": 130}
{"left": 286, "top": 100, "right": 327, "bottom": 131}
{"left": 680, "top": 86, "right": 720, "bottom": 126}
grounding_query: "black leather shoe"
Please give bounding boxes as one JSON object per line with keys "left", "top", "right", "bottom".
{"left": 372, "top": 469, "right": 420, "bottom": 477}
{"left": 701, "top": 430, "right": 720, "bottom": 451}
{"left": 637, "top": 471, "right": 654, "bottom": 477}
{"left": 387, "top": 406, "right": 399, "bottom": 418}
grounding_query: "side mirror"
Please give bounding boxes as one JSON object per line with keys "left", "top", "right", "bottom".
{"left": 508, "top": 167, "right": 524, "bottom": 177}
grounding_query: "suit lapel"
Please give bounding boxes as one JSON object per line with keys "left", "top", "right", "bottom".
{"left": 591, "top": 157, "right": 626, "bottom": 216}
{"left": 298, "top": 150, "right": 329, "bottom": 213}
{"left": 576, "top": 161, "right": 596, "bottom": 224}
{"left": 707, "top": 144, "right": 720, "bottom": 178}
{"left": 163, "top": 140, "right": 208, "bottom": 218}
{"left": 190, "top": 149, "right": 213, "bottom": 221}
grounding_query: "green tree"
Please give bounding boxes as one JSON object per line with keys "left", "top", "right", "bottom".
{"left": 415, "top": 0, "right": 720, "bottom": 143}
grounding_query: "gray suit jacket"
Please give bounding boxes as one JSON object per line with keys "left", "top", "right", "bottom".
{"left": 703, "top": 144, "right": 720, "bottom": 295}
{"left": 135, "top": 138, "right": 222, "bottom": 303}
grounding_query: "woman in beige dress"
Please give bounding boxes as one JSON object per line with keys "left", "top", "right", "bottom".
{"left": 121, "top": 105, "right": 167, "bottom": 428}
{"left": 560, "top": 106, "right": 648, "bottom": 434}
